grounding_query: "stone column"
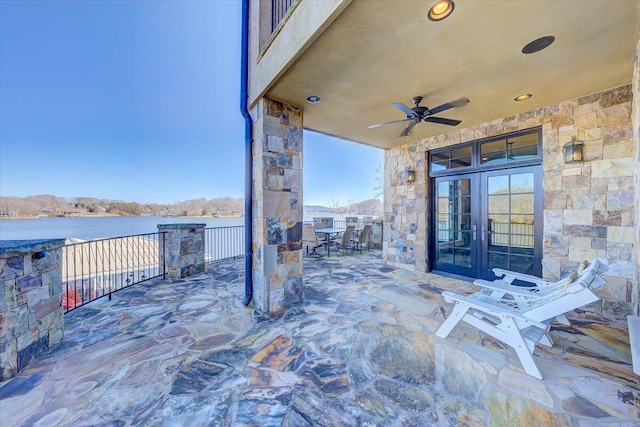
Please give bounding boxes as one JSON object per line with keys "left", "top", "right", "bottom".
{"left": 157, "top": 224, "right": 205, "bottom": 279}
{"left": 0, "top": 239, "right": 65, "bottom": 381}
{"left": 251, "top": 97, "right": 303, "bottom": 312}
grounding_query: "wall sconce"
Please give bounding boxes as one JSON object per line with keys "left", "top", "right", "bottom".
{"left": 564, "top": 136, "right": 584, "bottom": 164}
{"left": 406, "top": 169, "right": 416, "bottom": 183}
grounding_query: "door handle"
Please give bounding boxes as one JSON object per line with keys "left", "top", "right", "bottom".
{"left": 481, "top": 225, "right": 486, "bottom": 241}
{"left": 472, "top": 224, "right": 477, "bottom": 241}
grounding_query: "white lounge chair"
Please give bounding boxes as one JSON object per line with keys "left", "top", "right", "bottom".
{"left": 474, "top": 259, "right": 602, "bottom": 326}
{"left": 436, "top": 264, "right": 607, "bottom": 379}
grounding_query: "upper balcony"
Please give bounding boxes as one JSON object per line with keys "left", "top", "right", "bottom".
{"left": 1, "top": 251, "right": 637, "bottom": 425}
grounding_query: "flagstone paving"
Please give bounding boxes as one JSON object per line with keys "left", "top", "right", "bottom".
{"left": 1, "top": 252, "right": 638, "bottom": 426}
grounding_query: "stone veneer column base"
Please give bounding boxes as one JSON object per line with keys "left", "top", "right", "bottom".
{"left": 251, "top": 98, "right": 304, "bottom": 313}
{"left": 0, "top": 239, "right": 65, "bottom": 381}
{"left": 157, "top": 224, "right": 205, "bottom": 279}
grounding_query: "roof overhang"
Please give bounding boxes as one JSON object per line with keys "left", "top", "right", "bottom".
{"left": 266, "top": 0, "right": 639, "bottom": 149}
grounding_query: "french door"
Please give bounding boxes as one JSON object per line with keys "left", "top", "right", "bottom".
{"left": 433, "top": 166, "right": 541, "bottom": 280}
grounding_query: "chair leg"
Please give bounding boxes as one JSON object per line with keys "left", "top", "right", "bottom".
{"left": 439, "top": 303, "right": 544, "bottom": 379}
{"left": 498, "top": 316, "right": 543, "bottom": 379}
{"left": 436, "top": 303, "right": 470, "bottom": 338}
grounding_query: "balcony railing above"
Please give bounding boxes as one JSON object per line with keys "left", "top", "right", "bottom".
{"left": 271, "top": 0, "right": 295, "bottom": 33}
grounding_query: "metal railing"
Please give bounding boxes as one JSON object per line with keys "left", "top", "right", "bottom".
{"left": 62, "top": 232, "right": 167, "bottom": 313}
{"left": 271, "top": 0, "right": 295, "bottom": 33}
{"left": 204, "top": 226, "right": 244, "bottom": 263}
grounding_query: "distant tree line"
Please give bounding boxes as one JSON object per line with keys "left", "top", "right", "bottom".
{"left": 0, "top": 195, "right": 244, "bottom": 218}
{"left": 0, "top": 194, "right": 382, "bottom": 218}
{"left": 325, "top": 198, "right": 383, "bottom": 216}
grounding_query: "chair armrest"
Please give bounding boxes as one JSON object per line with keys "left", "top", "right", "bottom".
{"left": 491, "top": 268, "right": 550, "bottom": 286}
{"left": 474, "top": 279, "right": 543, "bottom": 297}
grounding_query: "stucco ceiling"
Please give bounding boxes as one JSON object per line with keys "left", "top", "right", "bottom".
{"left": 267, "top": 0, "right": 639, "bottom": 150}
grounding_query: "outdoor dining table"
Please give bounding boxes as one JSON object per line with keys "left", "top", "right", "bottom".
{"left": 315, "top": 228, "right": 344, "bottom": 257}
{"left": 315, "top": 226, "right": 362, "bottom": 257}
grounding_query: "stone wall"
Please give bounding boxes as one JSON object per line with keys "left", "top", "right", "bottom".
{"left": 0, "top": 239, "right": 65, "bottom": 381}
{"left": 157, "top": 224, "right": 205, "bottom": 279}
{"left": 251, "top": 97, "right": 304, "bottom": 312}
{"left": 384, "top": 84, "right": 637, "bottom": 316}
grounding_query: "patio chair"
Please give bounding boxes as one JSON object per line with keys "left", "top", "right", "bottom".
{"left": 302, "top": 223, "right": 324, "bottom": 257}
{"left": 474, "top": 259, "right": 603, "bottom": 326}
{"left": 330, "top": 225, "right": 356, "bottom": 256}
{"left": 436, "top": 264, "right": 607, "bottom": 379}
{"left": 355, "top": 224, "right": 373, "bottom": 252}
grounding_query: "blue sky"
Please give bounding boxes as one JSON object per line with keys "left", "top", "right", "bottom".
{"left": 0, "top": 0, "right": 382, "bottom": 207}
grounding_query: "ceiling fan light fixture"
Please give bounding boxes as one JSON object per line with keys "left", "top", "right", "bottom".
{"left": 522, "top": 36, "right": 555, "bottom": 54}
{"left": 514, "top": 93, "right": 532, "bottom": 102}
{"left": 428, "top": 0, "right": 454, "bottom": 21}
{"left": 306, "top": 95, "right": 321, "bottom": 104}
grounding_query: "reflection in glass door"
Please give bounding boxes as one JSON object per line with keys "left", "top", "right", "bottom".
{"left": 483, "top": 168, "right": 541, "bottom": 278}
{"left": 434, "top": 175, "right": 476, "bottom": 277}
{"left": 432, "top": 166, "right": 541, "bottom": 279}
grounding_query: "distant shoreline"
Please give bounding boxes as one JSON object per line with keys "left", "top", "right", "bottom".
{"left": 0, "top": 213, "right": 244, "bottom": 220}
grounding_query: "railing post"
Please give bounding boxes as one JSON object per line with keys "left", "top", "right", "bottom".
{"left": 157, "top": 224, "right": 205, "bottom": 279}
{"left": 161, "top": 232, "right": 167, "bottom": 280}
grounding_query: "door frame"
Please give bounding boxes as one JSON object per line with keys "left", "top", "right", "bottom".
{"left": 427, "top": 127, "right": 544, "bottom": 280}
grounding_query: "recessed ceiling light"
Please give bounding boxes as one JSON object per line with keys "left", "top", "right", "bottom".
{"left": 306, "top": 96, "right": 321, "bottom": 104}
{"left": 522, "top": 36, "right": 555, "bottom": 54}
{"left": 428, "top": 0, "right": 454, "bottom": 21}
{"left": 514, "top": 94, "right": 533, "bottom": 102}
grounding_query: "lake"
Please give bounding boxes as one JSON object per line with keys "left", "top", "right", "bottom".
{"left": 0, "top": 213, "right": 347, "bottom": 241}
{"left": 0, "top": 216, "right": 244, "bottom": 241}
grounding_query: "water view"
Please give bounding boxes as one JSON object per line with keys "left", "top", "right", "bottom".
{"left": 0, "top": 216, "right": 244, "bottom": 241}
{"left": 0, "top": 213, "right": 349, "bottom": 241}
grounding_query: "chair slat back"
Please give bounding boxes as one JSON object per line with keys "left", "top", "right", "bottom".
{"left": 303, "top": 223, "right": 318, "bottom": 244}
{"left": 341, "top": 225, "right": 355, "bottom": 245}
{"left": 359, "top": 225, "right": 372, "bottom": 244}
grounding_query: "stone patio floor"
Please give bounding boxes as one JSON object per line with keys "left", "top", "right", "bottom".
{"left": 1, "top": 251, "right": 638, "bottom": 426}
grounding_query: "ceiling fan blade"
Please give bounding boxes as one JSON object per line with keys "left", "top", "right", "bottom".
{"left": 427, "top": 97, "right": 470, "bottom": 115}
{"left": 368, "top": 119, "right": 409, "bottom": 129}
{"left": 399, "top": 121, "right": 418, "bottom": 137}
{"left": 424, "top": 116, "right": 462, "bottom": 126}
{"left": 391, "top": 102, "right": 417, "bottom": 117}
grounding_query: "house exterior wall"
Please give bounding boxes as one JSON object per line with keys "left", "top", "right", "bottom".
{"left": 384, "top": 84, "right": 637, "bottom": 316}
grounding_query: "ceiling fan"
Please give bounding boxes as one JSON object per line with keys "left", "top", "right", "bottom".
{"left": 369, "top": 96, "right": 470, "bottom": 137}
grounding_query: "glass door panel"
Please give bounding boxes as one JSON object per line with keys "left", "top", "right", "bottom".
{"left": 482, "top": 168, "right": 540, "bottom": 278}
{"left": 434, "top": 175, "right": 476, "bottom": 277}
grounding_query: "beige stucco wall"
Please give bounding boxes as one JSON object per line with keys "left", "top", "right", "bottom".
{"left": 384, "top": 84, "right": 637, "bottom": 316}
{"left": 248, "top": 0, "right": 350, "bottom": 107}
